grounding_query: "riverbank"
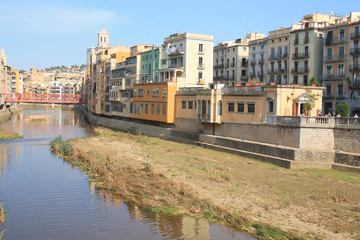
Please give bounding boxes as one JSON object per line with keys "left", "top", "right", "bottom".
{"left": 51, "top": 127, "right": 360, "bottom": 240}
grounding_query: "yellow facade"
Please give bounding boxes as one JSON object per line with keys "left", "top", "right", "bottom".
{"left": 132, "top": 82, "right": 177, "bottom": 123}
{"left": 175, "top": 85, "right": 324, "bottom": 125}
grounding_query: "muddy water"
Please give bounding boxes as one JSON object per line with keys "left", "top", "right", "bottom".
{"left": 0, "top": 106, "right": 255, "bottom": 240}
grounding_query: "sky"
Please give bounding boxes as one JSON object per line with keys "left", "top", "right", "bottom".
{"left": 0, "top": 0, "right": 358, "bottom": 71}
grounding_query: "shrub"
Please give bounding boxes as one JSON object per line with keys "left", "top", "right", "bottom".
{"left": 336, "top": 103, "right": 350, "bottom": 117}
{"left": 50, "top": 136, "right": 73, "bottom": 157}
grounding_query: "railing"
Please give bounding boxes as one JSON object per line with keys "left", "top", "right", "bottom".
{"left": 263, "top": 116, "right": 360, "bottom": 127}
{"left": 322, "top": 74, "right": 347, "bottom": 80}
{"left": 324, "top": 55, "right": 348, "bottom": 62}
{"left": 268, "top": 68, "right": 288, "bottom": 74}
{"left": 292, "top": 53, "right": 309, "bottom": 59}
{"left": 291, "top": 68, "right": 309, "bottom": 74}
{"left": 350, "top": 65, "right": 360, "bottom": 72}
{"left": 250, "top": 60, "right": 256, "bottom": 65}
{"left": 351, "top": 32, "right": 360, "bottom": 40}
{"left": 258, "top": 59, "right": 265, "bottom": 65}
{"left": 326, "top": 37, "right": 349, "bottom": 45}
{"left": 197, "top": 114, "right": 210, "bottom": 122}
{"left": 5, "top": 93, "right": 87, "bottom": 103}
{"left": 350, "top": 48, "right": 360, "bottom": 55}
{"left": 214, "top": 64, "right": 224, "bottom": 68}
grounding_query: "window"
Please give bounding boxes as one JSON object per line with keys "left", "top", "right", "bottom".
{"left": 162, "top": 104, "right": 166, "bottom": 115}
{"left": 338, "top": 64, "right": 344, "bottom": 75}
{"left": 207, "top": 101, "right": 211, "bottom": 116}
{"left": 218, "top": 101, "right": 222, "bottom": 116}
{"left": 145, "top": 104, "right": 148, "bottom": 114}
{"left": 228, "top": 102, "right": 234, "bottom": 112}
{"left": 340, "top": 28, "right": 345, "bottom": 40}
{"left": 134, "top": 89, "right": 137, "bottom": 96}
{"left": 151, "top": 104, "right": 155, "bottom": 114}
{"left": 198, "top": 72, "right": 203, "bottom": 82}
{"left": 199, "top": 44, "right": 203, "bottom": 53}
{"left": 157, "top": 104, "right": 160, "bottom": 114}
{"left": 188, "top": 101, "right": 193, "bottom": 109}
{"left": 293, "top": 76, "right": 298, "bottom": 84}
{"left": 237, "top": 103, "right": 244, "bottom": 113}
{"left": 304, "top": 75, "right": 308, "bottom": 85}
{"left": 269, "top": 101, "right": 274, "bottom": 113}
{"left": 243, "top": 47, "right": 247, "bottom": 51}
{"left": 199, "top": 57, "right": 203, "bottom": 68}
{"left": 162, "top": 88, "right": 166, "bottom": 97}
{"left": 271, "top": 47, "right": 275, "bottom": 58}
{"left": 339, "top": 46, "right": 345, "bottom": 59}
{"left": 248, "top": 103, "right": 255, "bottom": 113}
{"left": 326, "top": 65, "right": 332, "bottom": 75}
{"left": 326, "top": 83, "right": 332, "bottom": 96}
{"left": 338, "top": 83, "right": 344, "bottom": 96}
{"left": 202, "top": 100, "right": 206, "bottom": 114}
{"left": 327, "top": 47, "right": 333, "bottom": 60}
{"left": 182, "top": 101, "right": 186, "bottom": 109}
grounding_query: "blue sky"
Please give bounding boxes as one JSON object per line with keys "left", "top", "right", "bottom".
{"left": 0, "top": 0, "right": 358, "bottom": 71}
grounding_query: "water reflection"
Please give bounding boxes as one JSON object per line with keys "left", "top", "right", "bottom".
{"left": 0, "top": 106, "right": 255, "bottom": 240}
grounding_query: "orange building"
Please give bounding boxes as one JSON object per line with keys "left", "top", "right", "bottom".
{"left": 132, "top": 81, "right": 177, "bottom": 123}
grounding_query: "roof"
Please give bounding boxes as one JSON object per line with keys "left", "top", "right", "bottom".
{"left": 99, "top": 26, "right": 109, "bottom": 34}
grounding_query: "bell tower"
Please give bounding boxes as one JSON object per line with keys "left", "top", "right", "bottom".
{"left": 98, "top": 26, "right": 109, "bottom": 49}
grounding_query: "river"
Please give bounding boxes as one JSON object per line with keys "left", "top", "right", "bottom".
{"left": 0, "top": 106, "right": 255, "bottom": 240}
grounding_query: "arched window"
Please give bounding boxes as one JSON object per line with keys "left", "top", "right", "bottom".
{"left": 218, "top": 101, "right": 222, "bottom": 116}
{"left": 101, "top": 37, "right": 103, "bottom": 42}
{"left": 202, "top": 100, "right": 206, "bottom": 115}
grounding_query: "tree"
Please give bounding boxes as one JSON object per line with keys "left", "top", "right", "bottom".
{"left": 309, "top": 75, "right": 320, "bottom": 86}
{"left": 336, "top": 103, "right": 350, "bottom": 117}
{"left": 303, "top": 90, "right": 318, "bottom": 114}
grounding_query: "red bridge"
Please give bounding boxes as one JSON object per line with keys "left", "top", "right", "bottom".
{"left": 5, "top": 93, "right": 87, "bottom": 104}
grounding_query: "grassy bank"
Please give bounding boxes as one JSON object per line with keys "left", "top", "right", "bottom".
{"left": 50, "top": 128, "right": 360, "bottom": 240}
{"left": 0, "top": 128, "right": 23, "bottom": 140}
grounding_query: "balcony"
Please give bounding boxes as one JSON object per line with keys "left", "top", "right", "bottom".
{"left": 326, "top": 37, "right": 349, "bottom": 45}
{"left": 241, "top": 60, "right": 248, "bottom": 67}
{"left": 268, "top": 68, "right": 288, "bottom": 74}
{"left": 249, "top": 73, "right": 256, "bottom": 79}
{"left": 258, "top": 59, "right": 265, "bottom": 65}
{"left": 258, "top": 71, "right": 264, "bottom": 77}
{"left": 198, "top": 64, "right": 205, "bottom": 70}
{"left": 322, "top": 74, "right": 347, "bottom": 80}
{"left": 167, "top": 47, "right": 184, "bottom": 56}
{"left": 250, "top": 60, "right": 256, "bottom": 65}
{"left": 214, "top": 64, "right": 224, "bottom": 69}
{"left": 294, "top": 38, "right": 299, "bottom": 45}
{"left": 225, "top": 63, "right": 230, "bottom": 68}
{"left": 291, "top": 68, "right": 309, "bottom": 74}
{"left": 168, "top": 63, "right": 184, "bottom": 68}
{"left": 349, "top": 79, "right": 360, "bottom": 89}
{"left": 324, "top": 55, "right": 348, "bottom": 62}
{"left": 231, "top": 63, "right": 235, "bottom": 67}
{"left": 214, "top": 76, "right": 226, "bottom": 80}
{"left": 350, "top": 48, "right": 360, "bottom": 56}
{"left": 351, "top": 32, "right": 360, "bottom": 40}
{"left": 350, "top": 64, "right": 360, "bottom": 72}
{"left": 293, "top": 52, "right": 309, "bottom": 59}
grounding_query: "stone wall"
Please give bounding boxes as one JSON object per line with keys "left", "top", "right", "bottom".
{"left": 299, "top": 127, "right": 334, "bottom": 151}
{"left": 334, "top": 127, "right": 360, "bottom": 153}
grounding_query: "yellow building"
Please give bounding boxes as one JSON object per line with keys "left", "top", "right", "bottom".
{"left": 175, "top": 84, "right": 324, "bottom": 131}
{"left": 132, "top": 82, "right": 177, "bottom": 123}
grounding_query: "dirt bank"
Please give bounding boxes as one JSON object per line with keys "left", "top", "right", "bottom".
{"left": 52, "top": 127, "right": 360, "bottom": 240}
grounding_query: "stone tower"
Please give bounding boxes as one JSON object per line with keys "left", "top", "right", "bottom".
{"left": 98, "top": 26, "right": 109, "bottom": 49}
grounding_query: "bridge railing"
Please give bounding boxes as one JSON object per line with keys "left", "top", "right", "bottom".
{"left": 5, "top": 93, "right": 87, "bottom": 103}
{"left": 263, "top": 116, "right": 360, "bottom": 127}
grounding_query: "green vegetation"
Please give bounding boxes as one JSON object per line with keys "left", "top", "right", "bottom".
{"left": 50, "top": 136, "right": 73, "bottom": 157}
{"left": 336, "top": 102, "right": 350, "bottom": 117}
{"left": 0, "top": 201, "right": 7, "bottom": 240}
{"left": 309, "top": 75, "right": 320, "bottom": 86}
{"left": 303, "top": 90, "right": 318, "bottom": 113}
{"left": 0, "top": 128, "right": 23, "bottom": 140}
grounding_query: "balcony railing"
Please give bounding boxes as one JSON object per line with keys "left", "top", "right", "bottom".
{"left": 326, "top": 37, "right": 349, "bottom": 45}
{"left": 322, "top": 74, "right": 347, "bottom": 80}
{"left": 350, "top": 64, "right": 360, "bottom": 72}
{"left": 258, "top": 71, "right": 264, "bottom": 77}
{"left": 241, "top": 61, "right": 248, "bottom": 67}
{"left": 231, "top": 63, "right": 235, "bottom": 67}
{"left": 250, "top": 60, "right": 256, "bottom": 65}
{"left": 214, "top": 76, "right": 227, "bottom": 80}
{"left": 268, "top": 68, "right": 288, "bottom": 74}
{"left": 214, "top": 64, "right": 224, "bottom": 68}
{"left": 351, "top": 32, "right": 360, "bottom": 40}
{"left": 350, "top": 48, "right": 360, "bottom": 55}
{"left": 225, "top": 63, "right": 230, "bottom": 68}
{"left": 291, "top": 68, "right": 309, "bottom": 74}
{"left": 324, "top": 55, "right": 348, "bottom": 62}
{"left": 258, "top": 59, "right": 265, "bottom": 65}
{"left": 292, "top": 52, "right": 309, "bottom": 59}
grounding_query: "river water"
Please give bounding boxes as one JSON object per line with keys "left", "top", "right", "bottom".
{"left": 0, "top": 106, "right": 255, "bottom": 240}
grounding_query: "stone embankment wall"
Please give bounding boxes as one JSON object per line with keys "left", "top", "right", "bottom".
{"left": 0, "top": 104, "right": 23, "bottom": 122}
{"left": 82, "top": 108, "right": 356, "bottom": 170}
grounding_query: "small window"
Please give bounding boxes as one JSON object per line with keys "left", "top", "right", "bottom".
{"left": 228, "top": 102, "right": 234, "bottom": 112}
{"left": 188, "top": 101, "right": 193, "bottom": 109}
{"left": 162, "top": 88, "right": 166, "bottom": 97}
{"left": 182, "top": 101, "right": 186, "bottom": 109}
{"left": 162, "top": 104, "right": 166, "bottom": 115}
{"left": 237, "top": 103, "right": 244, "bottom": 113}
{"left": 157, "top": 104, "right": 160, "bottom": 114}
{"left": 269, "top": 101, "right": 274, "bottom": 113}
{"left": 145, "top": 104, "right": 148, "bottom": 114}
{"left": 199, "top": 44, "right": 203, "bottom": 52}
{"left": 248, "top": 103, "right": 255, "bottom": 113}
{"left": 151, "top": 104, "right": 155, "bottom": 114}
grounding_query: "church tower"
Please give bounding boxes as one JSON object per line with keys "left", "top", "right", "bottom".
{"left": 97, "top": 26, "right": 109, "bottom": 49}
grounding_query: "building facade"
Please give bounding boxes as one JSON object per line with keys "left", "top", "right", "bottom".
{"left": 248, "top": 38, "right": 268, "bottom": 83}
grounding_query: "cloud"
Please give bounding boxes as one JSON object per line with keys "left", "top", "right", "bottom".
{"left": 0, "top": 3, "right": 124, "bottom": 33}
